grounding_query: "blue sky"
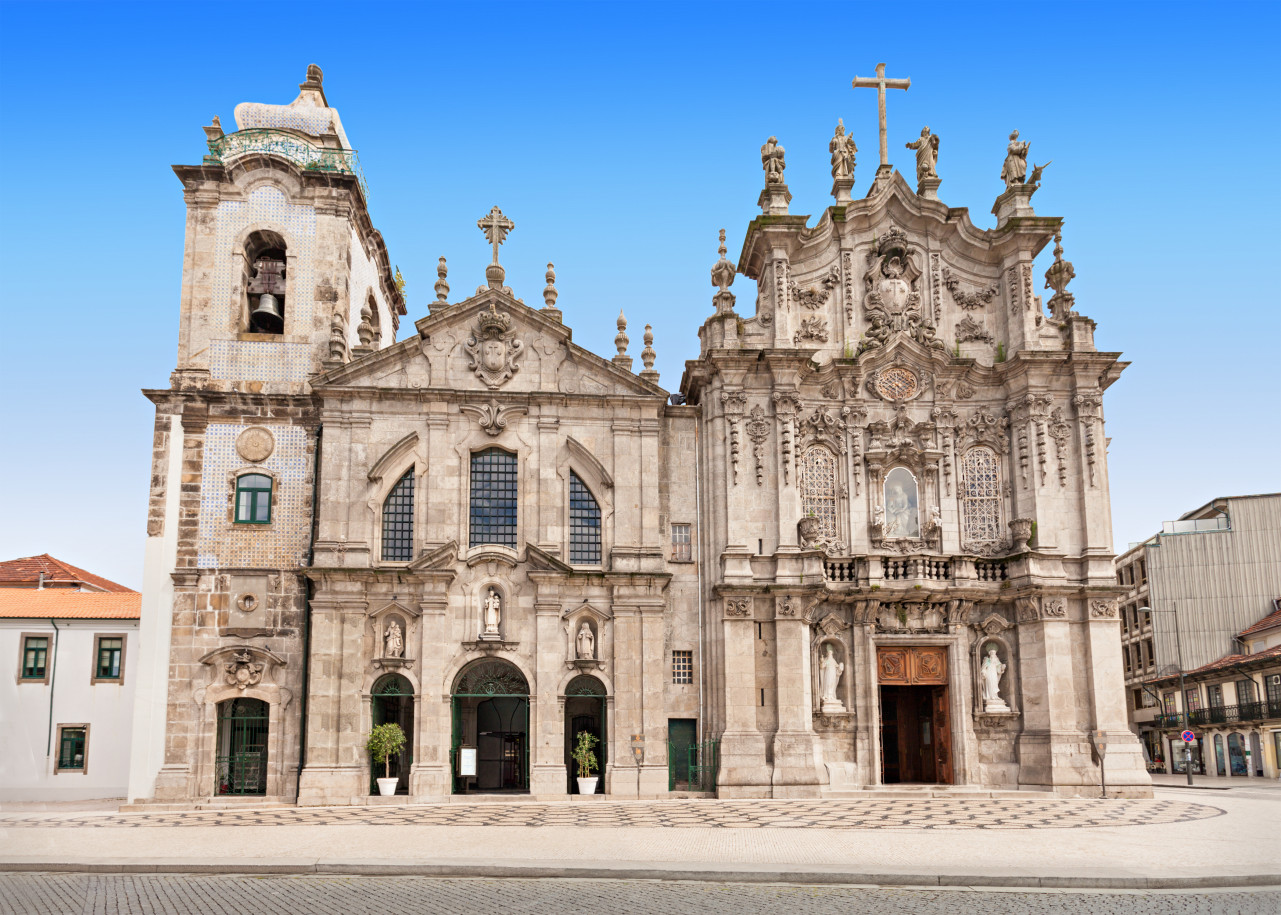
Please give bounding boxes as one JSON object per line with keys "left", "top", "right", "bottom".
{"left": 1, "top": 1, "right": 1277, "bottom": 589}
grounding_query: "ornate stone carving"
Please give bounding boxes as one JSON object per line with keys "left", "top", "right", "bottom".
{"left": 725, "top": 597, "right": 752, "bottom": 618}
{"left": 830, "top": 119, "right": 857, "bottom": 180}
{"left": 575, "top": 621, "right": 595, "bottom": 659}
{"left": 905, "top": 126, "right": 939, "bottom": 181}
{"left": 794, "top": 315, "right": 829, "bottom": 346}
{"left": 383, "top": 619, "right": 404, "bottom": 659}
{"left": 745, "top": 404, "right": 771, "bottom": 486}
{"left": 943, "top": 267, "right": 1000, "bottom": 310}
{"left": 874, "top": 601, "right": 949, "bottom": 634}
{"left": 955, "top": 382, "right": 975, "bottom": 400}
{"left": 236, "top": 427, "right": 274, "bottom": 464}
{"left": 777, "top": 594, "right": 796, "bottom": 617}
{"left": 460, "top": 399, "right": 528, "bottom": 437}
{"left": 813, "top": 712, "right": 857, "bottom": 731}
{"left": 1009, "top": 518, "right": 1033, "bottom": 552}
{"left": 223, "top": 649, "right": 264, "bottom": 691}
{"left": 772, "top": 391, "right": 802, "bottom": 484}
{"left": 1001, "top": 130, "right": 1029, "bottom": 189}
{"left": 722, "top": 391, "right": 747, "bottom": 485}
{"left": 859, "top": 228, "right": 943, "bottom": 354}
{"left": 465, "top": 303, "right": 525, "bottom": 388}
{"left": 791, "top": 267, "right": 840, "bottom": 310}
{"left": 955, "top": 314, "right": 994, "bottom": 344}
{"left": 1072, "top": 391, "right": 1102, "bottom": 487}
{"left": 710, "top": 230, "right": 737, "bottom": 315}
{"left": 980, "top": 644, "right": 1009, "bottom": 712}
{"left": 328, "top": 312, "right": 347, "bottom": 363}
{"left": 1049, "top": 407, "right": 1071, "bottom": 487}
{"left": 1090, "top": 599, "right": 1118, "bottom": 619}
{"left": 818, "top": 643, "right": 846, "bottom": 712}
{"left": 1044, "top": 231, "right": 1077, "bottom": 321}
{"left": 842, "top": 250, "right": 855, "bottom": 321}
{"left": 481, "top": 587, "right": 503, "bottom": 639}
{"left": 1044, "top": 597, "right": 1067, "bottom": 618}
{"left": 931, "top": 406, "right": 958, "bottom": 496}
{"left": 961, "top": 407, "right": 1010, "bottom": 454}
{"left": 868, "top": 366, "right": 921, "bottom": 402}
{"left": 761, "top": 136, "right": 786, "bottom": 184}
{"left": 842, "top": 404, "right": 867, "bottom": 496}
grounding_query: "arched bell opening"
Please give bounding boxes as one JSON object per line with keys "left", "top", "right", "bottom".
{"left": 563, "top": 674, "right": 607, "bottom": 794}
{"left": 450, "top": 658, "right": 530, "bottom": 794}
{"left": 369, "top": 673, "right": 414, "bottom": 795}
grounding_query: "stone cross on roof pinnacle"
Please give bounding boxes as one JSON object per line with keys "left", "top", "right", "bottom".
{"left": 477, "top": 206, "right": 514, "bottom": 264}
{"left": 852, "top": 62, "right": 911, "bottom": 167}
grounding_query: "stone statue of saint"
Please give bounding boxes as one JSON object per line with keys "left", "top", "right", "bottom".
{"left": 819, "top": 643, "right": 845, "bottom": 711}
{"left": 829, "top": 119, "right": 857, "bottom": 180}
{"left": 576, "top": 622, "right": 595, "bottom": 660}
{"left": 384, "top": 619, "right": 404, "bottom": 659}
{"left": 761, "top": 136, "right": 786, "bottom": 185}
{"left": 981, "top": 645, "right": 1009, "bottom": 711}
{"left": 482, "top": 587, "right": 502, "bottom": 637}
{"left": 1001, "top": 130, "right": 1030, "bottom": 189}
{"left": 905, "top": 127, "right": 939, "bottom": 181}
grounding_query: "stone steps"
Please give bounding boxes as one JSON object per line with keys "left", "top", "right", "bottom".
{"left": 821, "top": 786, "right": 1058, "bottom": 800}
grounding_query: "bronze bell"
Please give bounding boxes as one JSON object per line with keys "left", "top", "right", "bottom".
{"left": 250, "top": 293, "right": 283, "bottom": 333}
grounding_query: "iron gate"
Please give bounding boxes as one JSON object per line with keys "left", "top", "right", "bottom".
{"left": 215, "top": 697, "right": 268, "bottom": 795}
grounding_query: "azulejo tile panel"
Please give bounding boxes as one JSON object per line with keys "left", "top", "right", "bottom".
{"left": 198, "top": 424, "right": 310, "bottom": 569}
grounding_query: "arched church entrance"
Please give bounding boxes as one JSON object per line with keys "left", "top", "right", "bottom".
{"left": 451, "top": 659, "right": 529, "bottom": 794}
{"left": 215, "top": 697, "right": 268, "bottom": 796}
{"left": 564, "top": 675, "right": 606, "bottom": 794}
{"left": 370, "top": 674, "right": 414, "bottom": 795}
{"left": 876, "top": 646, "right": 954, "bottom": 785}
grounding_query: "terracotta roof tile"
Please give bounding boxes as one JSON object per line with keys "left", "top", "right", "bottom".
{"left": 0, "top": 590, "right": 141, "bottom": 619}
{"left": 1238, "top": 601, "right": 1281, "bottom": 638}
{"left": 0, "top": 554, "right": 135, "bottom": 593}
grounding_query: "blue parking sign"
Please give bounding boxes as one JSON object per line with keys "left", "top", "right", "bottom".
{"left": 1180, "top": 729, "right": 1196, "bottom": 743}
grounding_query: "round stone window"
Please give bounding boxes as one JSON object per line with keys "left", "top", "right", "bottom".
{"left": 875, "top": 367, "right": 919, "bottom": 401}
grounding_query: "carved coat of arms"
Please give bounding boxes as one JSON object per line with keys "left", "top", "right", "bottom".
{"left": 465, "top": 302, "right": 525, "bottom": 388}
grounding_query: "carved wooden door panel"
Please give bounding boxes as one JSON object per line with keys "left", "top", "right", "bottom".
{"left": 932, "top": 686, "right": 954, "bottom": 785}
{"left": 877, "top": 646, "right": 947, "bottom": 684}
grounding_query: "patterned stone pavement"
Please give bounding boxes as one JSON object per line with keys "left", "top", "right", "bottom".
{"left": 0, "top": 796, "right": 1223, "bottom": 831}
{"left": 1, "top": 875, "right": 1278, "bottom": 915}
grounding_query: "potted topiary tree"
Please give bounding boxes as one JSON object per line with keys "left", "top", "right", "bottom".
{"left": 366, "top": 722, "right": 407, "bottom": 797}
{"left": 571, "top": 730, "right": 599, "bottom": 796}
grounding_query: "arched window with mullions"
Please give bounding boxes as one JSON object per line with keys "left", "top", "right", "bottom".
{"left": 381, "top": 470, "right": 414, "bottom": 561}
{"left": 800, "top": 446, "right": 839, "bottom": 544}
{"left": 235, "top": 473, "right": 272, "bottom": 524}
{"left": 961, "top": 447, "right": 1002, "bottom": 545}
{"left": 568, "top": 472, "right": 601, "bottom": 565}
{"left": 470, "top": 448, "right": 517, "bottom": 548}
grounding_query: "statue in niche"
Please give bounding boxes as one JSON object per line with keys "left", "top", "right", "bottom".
{"left": 883, "top": 468, "right": 920, "bottom": 539}
{"left": 576, "top": 622, "right": 595, "bottom": 660}
{"left": 481, "top": 587, "right": 503, "bottom": 638}
{"left": 761, "top": 136, "right": 786, "bottom": 185}
{"left": 1001, "top": 130, "right": 1030, "bottom": 188}
{"left": 905, "top": 126, "right": 939, "bottom": 181}
{"left": 383, "top": 619, "right": 404, "bottom": 659}
{"left": 830, "top": 119, "right": 857, "bottom": 180}
{"left": 981, "top": 645, "right": 1009, "bottom": 712}
{"left": 819, "top": 643, "right": 845, "bottom": 712}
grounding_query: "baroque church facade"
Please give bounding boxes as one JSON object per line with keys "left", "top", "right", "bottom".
{"left": 127, "top": 66, "right": 1151, "bottom": 806}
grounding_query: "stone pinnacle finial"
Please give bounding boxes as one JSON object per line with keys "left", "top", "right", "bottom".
{"left": 612, "top": 310, "right": 633, "bottom": 372}
{"left": 640, "top": 324, "right": 659, "bottom": 383}
{"left": 1043, "top": 230, "right": 1077, "bottom": 321}
{"left": 434, "top": 256, "right": 450, "bottom": 305}
{"left": 477, "top": 206, "right": 515, "bottom": 290}
{"left": 543, "top": 263, "right": 558, "bottom": 309}
{"left": 710, "top": 229, "right": 737, "bottom": 316}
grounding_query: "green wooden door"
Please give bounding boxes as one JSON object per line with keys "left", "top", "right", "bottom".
{"left": 668, "top": 719, "right": 697, "bottom": 789}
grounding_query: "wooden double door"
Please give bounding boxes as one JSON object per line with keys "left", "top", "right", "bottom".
{"left": 877, "top": 646, "right": 953, "bottom": 785}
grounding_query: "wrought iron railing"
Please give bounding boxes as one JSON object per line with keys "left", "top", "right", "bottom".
{"left": 215, "top": 752, "right": 266, "bottom": 796}
{"left": 1152, "top": 701, "right": 1281, "bottom": 731}
{"left": 669, "top": 738, "right": 719, "bottom": 792}
{"left": 206, "top": 128, "right": 369, "bottom": 201}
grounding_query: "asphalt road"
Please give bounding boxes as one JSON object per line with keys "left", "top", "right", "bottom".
{"left": 1, "top": 875, "right": 1278, "bottom": 915}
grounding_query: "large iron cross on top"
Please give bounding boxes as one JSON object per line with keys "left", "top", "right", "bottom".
{"left": 852, "top": 63, "right": 911, "bottom": 168}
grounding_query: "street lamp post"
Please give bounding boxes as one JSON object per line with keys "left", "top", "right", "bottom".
{"left": 1142, "top": 603, "right": 1193, "bottom": 786}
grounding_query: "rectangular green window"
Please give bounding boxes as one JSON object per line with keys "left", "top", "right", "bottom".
{"left": 58, "top": 727, "right": 86, "bottom": 771}
{"left": 235, "top": 473, "right": 273, "bottom": 523}
{"left": 22, "top": 637, "right": 48, "bottom": 679}
{"left": 97, "top": 637, "right": 123, "bottom": 680}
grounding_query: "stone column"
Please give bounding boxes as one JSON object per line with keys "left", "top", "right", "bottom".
{"left": 717, "top": 598, "right": 772, "bottom": 798}
{"left": 1015, "top": 600, "right": 1092, "bottom": 795}
{"left": 530, "top": 584, "right": 568, "bottom": 795}
{"left": 297, "top": 597, "right": 368, "bottom": 805}
{"left": 410, "top": 588, "right": 450, "bottom": 798}
{"left": 1082, "top": 607, "right": 1152, "bottom": 796}
{"left": 770, "top": 612, "right": 822, "bottom": 796}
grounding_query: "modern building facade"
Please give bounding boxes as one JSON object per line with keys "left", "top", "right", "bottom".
{"left": 0, "top": 563, "right": 141, "bottom": 801}
{"left": 128, "top": 67, "right": 1149, "bottom": 806}
{"left": 1115, "top": 493, "right": 1281, "bottom": 774}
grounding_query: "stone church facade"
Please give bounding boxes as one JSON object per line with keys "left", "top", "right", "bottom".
{"left": 128, "top": 67, "right": 1151, "bottom": 806}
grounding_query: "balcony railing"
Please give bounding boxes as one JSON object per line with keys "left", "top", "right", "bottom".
{"left": 1151, "top": 701, "right": 1281, "bottom": 731}
{"left": 207, "top": 128, "right": 369, "bottom": 201}
{"left": 821, "top": 555, "right": 1011, "bottom": 585}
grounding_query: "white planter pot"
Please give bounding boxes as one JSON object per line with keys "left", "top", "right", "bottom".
{"left": 376, "top": 776, "right": 399, "bottom": 797}
{"left": 576, "top": 776, "right": 599, "bottom": 796}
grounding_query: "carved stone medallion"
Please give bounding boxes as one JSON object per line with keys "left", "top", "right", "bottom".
{"left": 236, "top": 427, "right": 275, "bottom": 463}
{"left": 465, "top": 302, "right": 525, "bottom": 388}
{"left": 873, "top": 366, "right": 919, "bottom": 401}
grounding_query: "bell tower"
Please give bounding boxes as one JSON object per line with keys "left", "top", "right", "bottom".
{"left": 127, "top": 66, "right": 405, "bottom": 803}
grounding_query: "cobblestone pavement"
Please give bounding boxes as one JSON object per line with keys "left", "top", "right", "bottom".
{"left": 0, "top": 796, "right": 1221, "bottom": 831}
{"left": 1, "top": 875, "right": 1277, "bottom": 915}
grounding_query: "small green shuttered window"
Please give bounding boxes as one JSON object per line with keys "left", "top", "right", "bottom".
{"left": 235, "top": 474, "right": 273, "bottom": 523}
{"left": 96, "top": 637, "right": 123, "bottom": 680}
{"left": 57, "top": 727, "right": 86, "bottom": 771}
{"left": 22, "top": 637, "right": 48, "bottom": 679}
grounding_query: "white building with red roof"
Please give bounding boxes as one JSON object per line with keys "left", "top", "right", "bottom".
{"left": 0, "top": 558, "right": 141, "bottom": 801}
